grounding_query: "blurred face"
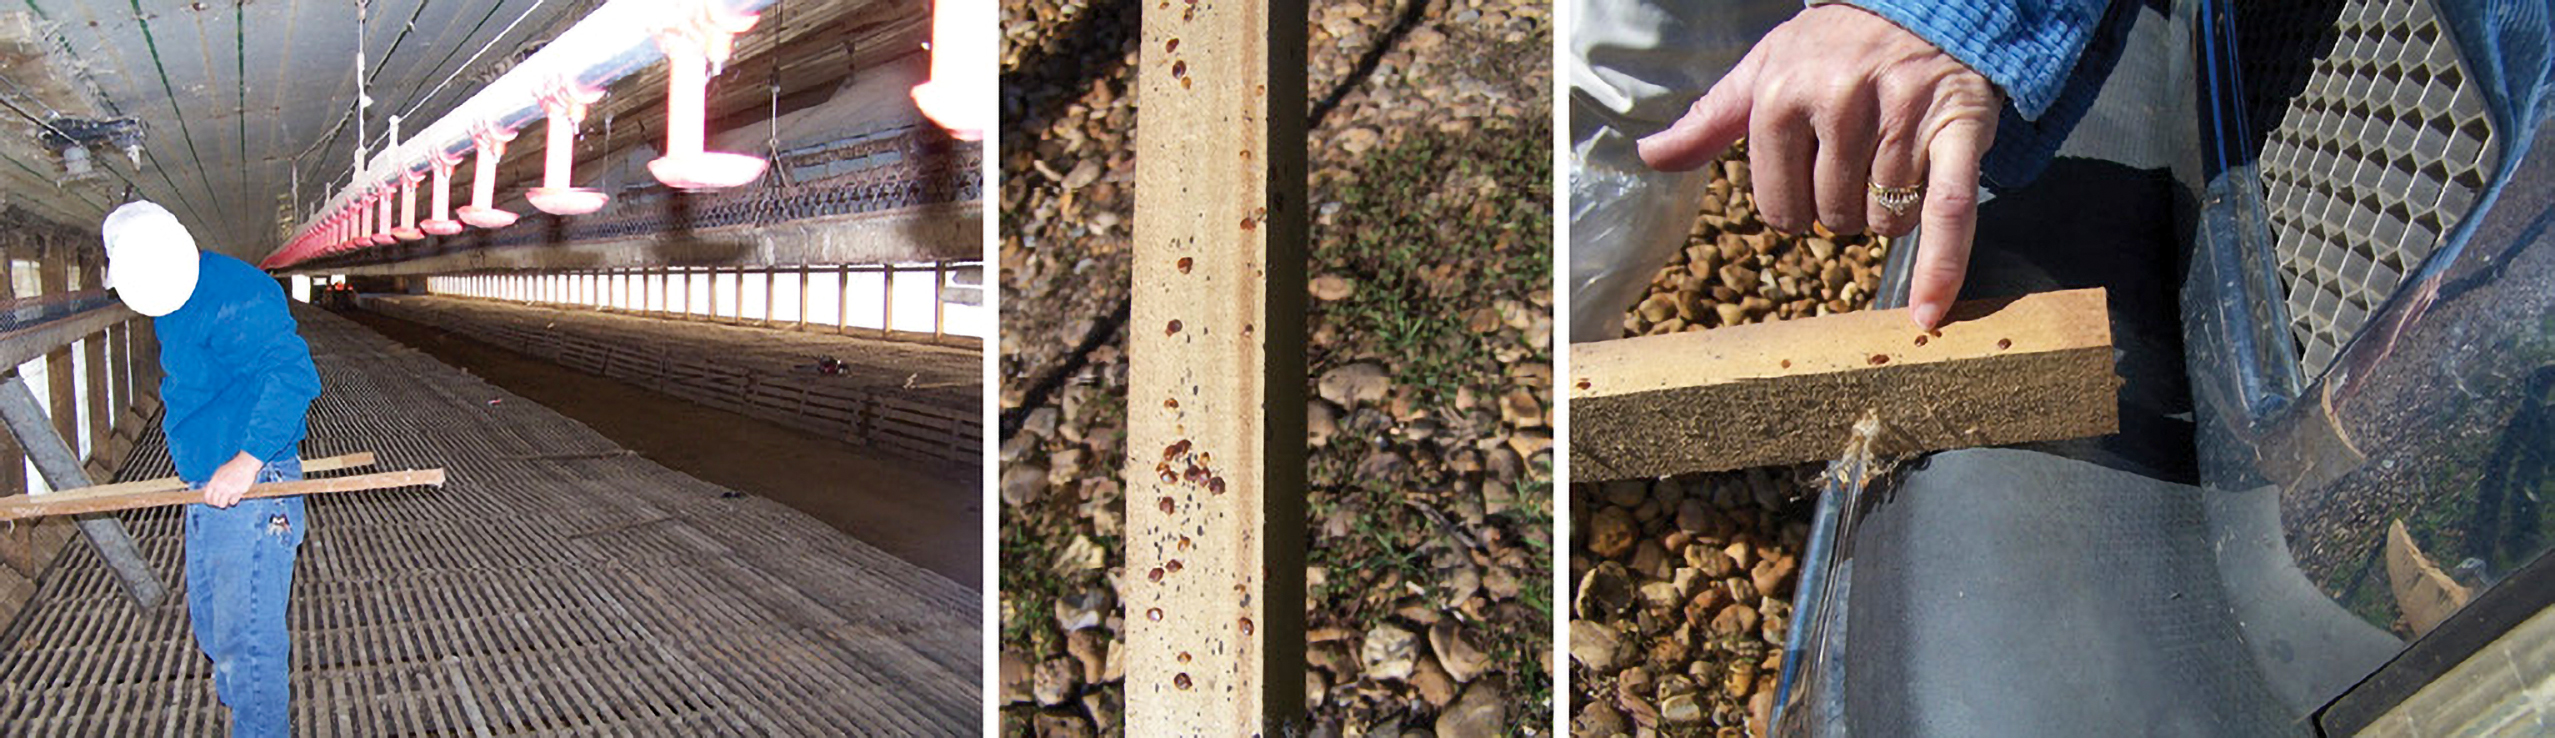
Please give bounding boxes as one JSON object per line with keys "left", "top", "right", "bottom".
{"left": 101, "top": 202, "right": 200, "bottom": 317}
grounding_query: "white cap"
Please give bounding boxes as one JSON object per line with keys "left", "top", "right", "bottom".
{"left": 101, "top": 201, "right": 199, "bottom": 317}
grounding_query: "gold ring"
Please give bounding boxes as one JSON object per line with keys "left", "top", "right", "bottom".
{"left": 1869, "top": 181, "right": 1923, "bottom": 216}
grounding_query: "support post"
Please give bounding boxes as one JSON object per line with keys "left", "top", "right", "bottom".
{"left": 838, "top": 265, "right": 851, "bottom": 335}
{"left": 0, "top": 375, "right": 164, "bottom": 607}
{"left": 797, "top": 267, "right": 810, "bottom": 332}
{"left": 82, "top": 331, "right": 106, "bottom": 470}
{"left": 0, "top": 254, "right": 27, "bottom": 577}
{"left": 109, "top": 322, "right": 129, "bottom": 429}
{"left": 41, "top": 254, "right": 76, "bottom": 458}
{"left": 881, "top": 266, "right": 895, "bottom": 339}
{"left": 762, "top": 268, "right": 775, "bottom": 327}
{"left": 1122, "top": 0, "right": 1308, "bottom": 728}
{"left": 933, "top": 260, "right": 948, "bottom": 343}
{"left": 132, "top": 319, "right": 159, "bottom": 405}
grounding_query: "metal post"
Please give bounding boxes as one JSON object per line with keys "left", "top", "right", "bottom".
{"left": 837, "top": 265, "right": 850, "bottom": 335}
{"left": 0, "top": 375, "right": 165, "bottom": 607}
{"left": 933, "top": 260, "right": 948, "bottom": 343}
{"left": 881, "top": 266, "right": 895, "bottom": 339}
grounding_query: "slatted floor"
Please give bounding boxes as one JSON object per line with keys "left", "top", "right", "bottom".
{"left": 0, "top": 306, "right": 979, "bottom": 735}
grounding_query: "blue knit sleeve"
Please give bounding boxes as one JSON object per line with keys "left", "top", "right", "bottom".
{"left": 222, "top": 275, "right": 321, "bottom": 464}
{"left": 1833, "top": 0, "right": 2133, "bottom": 186}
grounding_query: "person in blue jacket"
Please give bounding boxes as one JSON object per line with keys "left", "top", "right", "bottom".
{"left": 102, "top": 200, "right": 322, "bottom": 737}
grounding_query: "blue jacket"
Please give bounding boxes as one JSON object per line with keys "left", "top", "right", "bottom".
{"left": 154, "top": 252, "right": 321, "bottom": 484}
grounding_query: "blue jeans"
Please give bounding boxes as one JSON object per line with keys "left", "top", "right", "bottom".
{"left": 184, "top": 457, "right": 306, "bottom": 738}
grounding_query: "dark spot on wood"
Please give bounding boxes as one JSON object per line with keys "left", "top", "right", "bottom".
{"left": 1996, "top": 338, "right": 2013, "bottom": 350}
{"left": 1869, "top": 354, "right": 1889, "bottom": 365}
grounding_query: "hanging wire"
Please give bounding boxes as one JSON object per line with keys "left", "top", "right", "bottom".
{"left": 295, "top": 0, "right": 555, "bottom": 202}
{"left": 395, "top": 0, "right": 555, "bottom": 122}
{"left": 354, "top": 0, "right": 369, "bottom": 179}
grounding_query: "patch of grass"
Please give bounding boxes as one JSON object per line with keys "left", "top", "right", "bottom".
{"left": 1501, "top": 475, "right": 1555, "bottom": 733}
{"left": 997, "top": 510, "right": 1068, "bottom": 657}
{"left": 1315, "top": 115, "right": 1554, "bottom": 407}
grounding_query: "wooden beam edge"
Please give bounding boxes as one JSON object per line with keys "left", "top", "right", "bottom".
{"left": 1570, "top": 289, "right": 2120, "bottom": 479}
{"left": 0, "top": 468, "right": 445, "bottom": 521}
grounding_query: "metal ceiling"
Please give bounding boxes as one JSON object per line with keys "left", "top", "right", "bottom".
{"left": 8, "top": 0, "right": 589, "bottom": 259}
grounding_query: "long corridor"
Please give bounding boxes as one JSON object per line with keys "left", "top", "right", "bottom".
{"left": 0, "top": 306, "right": 978, "bottom": 735}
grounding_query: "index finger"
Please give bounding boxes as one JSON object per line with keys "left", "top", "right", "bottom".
{"left": 1906, "top": 119, "right": 1988, "bottom": 329}
{"left": 1637, "top": 52, "right": 1763, "bottom": 172}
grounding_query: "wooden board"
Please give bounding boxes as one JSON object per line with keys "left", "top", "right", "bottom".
{"left": 30, "top": 452, "right": 377, "bottom": 503}
{"left": 0, "top": 468, "right": 445, "bottom": 521}
{"left": 1121, "top": 0, "right": 1308, "bottom": 730}
{"left": 1570, "top": 288, "right": 2120, "bottom": 479}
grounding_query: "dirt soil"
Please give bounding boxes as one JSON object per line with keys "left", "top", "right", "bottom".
{"left": 345, "top": 308, "right": 982, "bottom": 590}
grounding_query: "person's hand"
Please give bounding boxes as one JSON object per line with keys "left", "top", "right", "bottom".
{"left": 203, "top": 451, "right": 262, "bottom": 508}
{"left": 1636, "top": 4, "right": 2002, "bottom": 329}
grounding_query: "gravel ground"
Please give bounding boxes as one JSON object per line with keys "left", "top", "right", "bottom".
{"left": 1569, "top": 149, "right": 1889, "bottom": 738}
{"left": 997, "top": 0, "right": 1553, "bottom": 734}
{"left": 1620, "top": 146, "right": 1892, "bottom": 338}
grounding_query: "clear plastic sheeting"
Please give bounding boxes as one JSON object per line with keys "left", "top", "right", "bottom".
{"left": 1566, "top": 155, "right": 1705, "bottom": 342}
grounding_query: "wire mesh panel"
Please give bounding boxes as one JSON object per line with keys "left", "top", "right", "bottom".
{"left": 441, "top": 127, "right": 980, "bottom": 254}
{"left": 2239, "top": 0, "right": 2500, "bottom": 377}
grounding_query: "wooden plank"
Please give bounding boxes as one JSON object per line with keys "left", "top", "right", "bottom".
{"left": 1122, "top": 0, "right": 1308, "bottom": 729}
{"left": 0, "top": 468, "right": 446, "bottom": 521}
{"left": 0, "top": 251, "right": 28, "bottom": 578}
{"left": 31, "top": 452, "right": 379, "bottom": 503}
{"left": 40, "top": 255, "right": 77, "bottom": 468}
{"left": 1569, "top": 288, "right": 2120, "bottom": 480}
{"left": 82, "top": 328, "right": 104, "bottom": 462}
